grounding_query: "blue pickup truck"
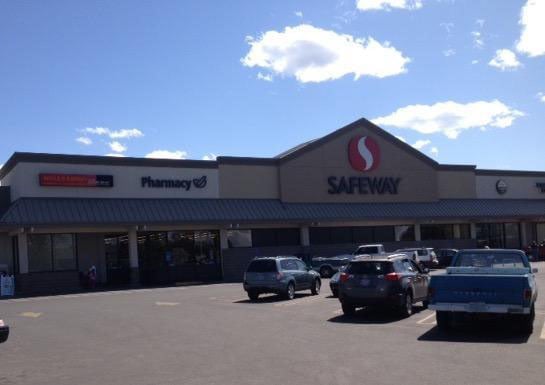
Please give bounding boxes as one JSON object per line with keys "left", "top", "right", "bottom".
{"left": 428, "top": 249, "right": 538, "bottom": 333}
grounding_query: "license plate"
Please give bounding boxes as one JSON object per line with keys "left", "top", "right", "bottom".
{"left": 468, "top": 302, "right": 486, "bottom": 312}
{"left": 360, "top": 279, "right": 371, "bottom": 286}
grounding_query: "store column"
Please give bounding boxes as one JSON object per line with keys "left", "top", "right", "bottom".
{"left": 128, "top": 228, "right": 140, "bottom": 285}
{"left": 414, "top": 224, "right": 422, "bottom": 242}
{"left": 17, "top": 233, "right": 29, "bottom": 274}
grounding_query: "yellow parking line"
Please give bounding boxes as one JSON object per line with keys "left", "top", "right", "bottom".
{"left": 417, "top": 312, "right": 436, "bottom": 325}
{"left": 20, "top": 312, "right": 42, "bottom": 318}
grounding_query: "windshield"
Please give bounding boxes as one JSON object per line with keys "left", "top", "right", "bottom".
{"left": 247, "top": 260, "right": 278, "bottom": 272}
{"left": 347, "top": 261, "right": 393, "bottom": 275}
{"left": 453, "top": 253, "right": 526, "bottom": 268}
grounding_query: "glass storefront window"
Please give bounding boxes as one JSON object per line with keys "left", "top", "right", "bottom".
{"left": 421, "top": 224, "right": 454, "bottom": 241}
{"left": 459, "top": 224, "right": 471, "bottom": 239}
{"left": 352, "top": 227, "right": 374, "bottom": 243}
{"left": 52, "top": 234, "right": 76, "bottom": 271}
{"left": 504, "top": 223, "right": 521, "bottom": 249}
{"left": 227, "top": 230, "right": 252, "bottom": 248}
{"left": 374, "top": 226, "right": 395, "bottom": 242}
{"left": 28, "top": 234, "right": 53, "bottom": 273}
{"left": 395, "top": 225, "right": 415, "bottom": 242}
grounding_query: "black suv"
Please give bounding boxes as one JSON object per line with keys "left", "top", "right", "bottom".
{"left": 338, "top": 254, "right": 430, "bottom": 317}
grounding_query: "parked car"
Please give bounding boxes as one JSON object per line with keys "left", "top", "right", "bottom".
{"left": 396, "top": 247, "right": 438, "bottom": 268}
{"left": 428, "top": 249, "right": 538, "bottom": 333}
{"left": 354, "top": 244, "right": 386, "bottom": 257}
{"left": 243, "top": 256, "right": 321, "bottom": 301}
{"left": 0, "top": 319, "right": 9, "bottom": 343}
{"left": 436, "top": 248, "right": 458, "bottom": 267}
{"left": 338, "top": 254, "right": 430, "bottom": 317}
{"left": 329, "top": 266, "right": 347, "bottom": 297}
{"left": 311, "top": 254, "right": 352, "bottom": 278}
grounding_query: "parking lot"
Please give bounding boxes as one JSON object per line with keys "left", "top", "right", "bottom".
{"left": 1, "top": 262, "right": 544, "bottom": 385}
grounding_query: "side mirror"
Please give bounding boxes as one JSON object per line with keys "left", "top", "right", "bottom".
{"left": 532, "top": 268, "right": 538, "bottom": 273}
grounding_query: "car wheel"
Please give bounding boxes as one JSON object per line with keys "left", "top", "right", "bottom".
{"left": 311, "top": 279, "right": 321, "bottom": 295}
{"left": 285, "top": 282, "right": 295, "bottom": 300}
{"left": 520, "top": 305, "right": 535, "bottom": 334}
{"left": 422, "top": 300, "right": 429, "bottom": 309}
{"left": 399, "top": 292, "right": 413, "bottom": 318}
{"left": 331, "top": 288, "right": 338, "bottom": 298}
{"left": 436, "top": 311, "right": 451, "bottom": 331}
{"left": 247, "top": 291, "right": 259, "bottom": 301}
{"left": 342, "top": 302, "right": 356, "bottom": 316}
{"left": 320, "top": 266, "right": 333, "bottom": 278}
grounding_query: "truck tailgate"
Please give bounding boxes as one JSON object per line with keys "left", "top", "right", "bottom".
{"left": 431, "top": 275, "right": 527, "bottom": 306}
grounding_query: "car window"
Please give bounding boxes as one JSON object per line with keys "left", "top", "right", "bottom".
{"left": 454, "top": 253, "right": 526, "bottom": 268}
{"left": 280, "top": 259, "right": 298, "bottom": 270}
{"left": 357, "top": 246, "right": 379, "bottom": 254}
{"left": 402, "top": 260, "right": 416, "bottom": 272}
{"left": 295, "top": 260, "right": 308, "bottom": 271}
{"left": 408, "top": 260, "right": 423, "bottom": 273}
{"left": 347, "top": 261, "right": 392, "bottom": 275}
{"left": 247, "top": 260, "right": 277, "bottom": 272}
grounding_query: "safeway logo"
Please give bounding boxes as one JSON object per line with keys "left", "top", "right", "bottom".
{"left": 348, "top": 136, "right": 380, "bottom": 172}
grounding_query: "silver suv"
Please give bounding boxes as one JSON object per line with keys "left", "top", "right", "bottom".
{"left": 243, "top": 257, "right": 321, "bottom": 301}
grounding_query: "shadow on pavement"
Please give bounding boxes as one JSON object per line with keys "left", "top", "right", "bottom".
{"left": 418, "top": 321, "right": 531, "bottom": 344}
{"left": 328, "top": 305, "right": 427, "bottom": 324}
{"left": 233, "top": 293, "right": 314, "bottom": 304}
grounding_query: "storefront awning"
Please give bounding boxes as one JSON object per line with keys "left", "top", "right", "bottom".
{"left": 1, "top": 197, "right": 545, "bottom": 228}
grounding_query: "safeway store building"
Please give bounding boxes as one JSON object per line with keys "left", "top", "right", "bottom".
{"left": 1, "top": 118, "right": 545, "bottom": 295}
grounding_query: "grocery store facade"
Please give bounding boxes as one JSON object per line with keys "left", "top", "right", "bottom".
{"left": 1, "top": 118, "right": 545, "bottom": 295}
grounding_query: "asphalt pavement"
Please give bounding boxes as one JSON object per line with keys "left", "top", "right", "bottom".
{"left": 1, "top": 262, "right": 544, "bottom": 385}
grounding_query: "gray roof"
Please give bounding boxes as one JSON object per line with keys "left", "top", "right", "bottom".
{"left": 1, "top": 198, "right": 545, "bottom": 228}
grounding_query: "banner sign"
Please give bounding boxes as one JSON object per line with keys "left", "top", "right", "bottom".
{"left": 39, "top": 174, "right": 114, "bottom": 187}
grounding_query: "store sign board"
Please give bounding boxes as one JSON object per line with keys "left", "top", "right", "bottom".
{"left": 141, "top": 176, "right": 207, "bottom": 191}
{"left": 328, "top": 134, "right": 401, "bottom": 195}
{"left": 39, "top": 174, "right": 114, "bottom": 187}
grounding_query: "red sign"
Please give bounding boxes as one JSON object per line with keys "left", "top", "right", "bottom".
{"left": 348, "top": 135, "right": 381, "bottom": 172}
{"left": 39, "top": 174, "right": 114, "bottom": 187}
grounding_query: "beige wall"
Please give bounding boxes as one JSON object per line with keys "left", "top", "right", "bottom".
{"left": 476, "top": 175, "right": 545, "bottom": 199}
{"left": 279, "top": 125, "right": 439, "bottom": 203}
{"left": 437, "top": 170, "right": 477, "bottom": 199}
{"left": 219, "top": 164, "right": 279, "bottom": 199}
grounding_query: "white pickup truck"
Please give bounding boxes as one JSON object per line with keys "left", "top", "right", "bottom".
{"left": 354, "top": 244, "right": 386, "bottom": 257}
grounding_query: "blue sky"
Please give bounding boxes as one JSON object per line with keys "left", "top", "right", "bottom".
{"left": 0, "top": 0, "right": 544, "bottom": 170}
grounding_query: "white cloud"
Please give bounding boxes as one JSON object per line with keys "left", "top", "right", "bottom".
{"left": 471, "top": 31, "right": 484, "bottom": 48}
{"left": 257, "top": 72, "right": 273, "bottom": 82}
{"left": 537, "top": 92, "right": 545, "bottom": 103}
{"left": 488, "top": 49, "right": 521, "bottom": 71}
{"left": 430, "top": 147, "right": 439, "bottom": 156}
{"left": 242, "top": 24, "right": 410, "bottom": 83}
{"left": 412, "top": 139, "right": 431, "bottom": 150}
{"left": 83, "top": 127, "right": 144, "bottom": 139}
{"left": 440, "top": 22, "right": 454, "bottom": 34}
{"left": 516, "top": 0, "right": 545, "bottom": 57}
{"left": 76, "top": 137, "right": 92, "bottom": 145}
{"left": 356, "top": 0, "right": 423, "bottom": 11}
{"left": 202, "top": 153, "right": 217, "bottom": 161}
{"left": 443, "top": 49, "right": 456, "bottom": 57}
{"left": 295, "top": 11, "right": 303, "bottom": 18}
{"left": 109, "top": 141, "right": 127, "bottom": 153}
{"left": 471, "top": 59, "right": 479, "bottom": 64}
{"left": 145, "top": 150, "right": 188, "bottom": 159}
{"left": 372, "top": 100, "right": 524, "bottom": 139}
{"left": 476, "top": 19, "right": 485, "bottom": 28}
{"left": 105, "top": 153, "right": 126, "bottom": 157}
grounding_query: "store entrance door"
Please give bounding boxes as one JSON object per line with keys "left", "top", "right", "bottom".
{"left": 104, "top": 234, "right": 131, "bottom": 285}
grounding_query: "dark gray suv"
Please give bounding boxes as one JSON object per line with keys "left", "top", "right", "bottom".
{"left": 338, "top": 254, "right": 430, "bottom": 317}
{"left": 243, "top": 257, "right": 321, "bottom": 301}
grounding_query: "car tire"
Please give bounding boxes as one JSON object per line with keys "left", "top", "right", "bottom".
{"left": 520, "top": 305, "right": 535, "bottom": 334}
{"left": 342, "top": 302, "right": 356, "bottom": 316}
{"left": 422, "top": 300, "right": 429, "bottom": 309}
{"left": 320, "top": 266, "right": 333, "bottom": 278}
{"left": 399, "top": 292, "right": 413, "bottom": 318}
{"left": 285, "top": 282, "right": 295, "bottom": 300}
{"left": 436, "top": 311, "right": 451, "bottom": 331}
{"left": 248, "top": 291, "right": 259, "bottom": 301}
{"left": 331, "top": 289, "right": 338, "bottom": 298}
{"left": 311, "top": 279, "right": 321, "bottom": 295}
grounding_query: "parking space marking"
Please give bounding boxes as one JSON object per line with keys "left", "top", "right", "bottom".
{"left": 416, "top": 312, "right": 436, "bottom": 325}
{"left": 274, "top": 296, "right": 324, "bottom": 307}
{"left": 540, "top": 319, "right": 545, "bottom": 340}
{"left": 155, "top": 302, "right": 180, "bottom": 306}
{"left": 19, "top": 312, "right": 42, "bottom": 318}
